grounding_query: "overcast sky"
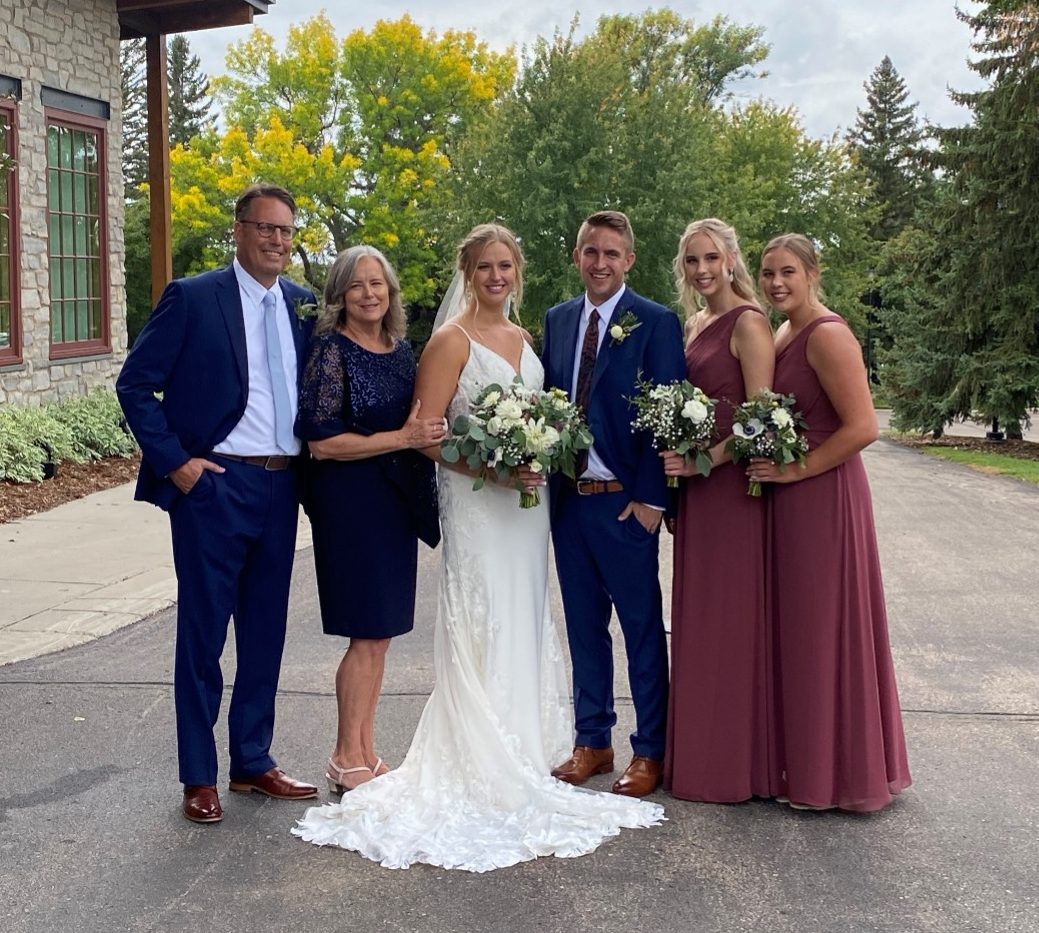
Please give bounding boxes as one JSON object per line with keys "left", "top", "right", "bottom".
{"left": 188, "top": 1, "right": 985, "bottom": 140}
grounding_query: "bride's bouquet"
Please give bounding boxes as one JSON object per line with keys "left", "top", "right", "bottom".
{"left": 441, "top": 380, "right": 593, "bottom": 508}
{"left": 726, "top": 389, "right": 810, "bottom": 496}
{"left": 629, "top": 375, "right": 718, "bottom": 486}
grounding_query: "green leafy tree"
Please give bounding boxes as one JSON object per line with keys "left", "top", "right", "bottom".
{"left": 452, "top": 12, "right": 871, "bottom": 335}
{"left": 171, "top": 14, "right": 514, "bottom": 304}
{"left": 123, "top": 197, "right": 152, "bottom": 344}
{"left": 883, "top": 2, "right": 1039, "bottom": 433}
{"left": 168, "top": 35, "right": 214, "bottom": 146}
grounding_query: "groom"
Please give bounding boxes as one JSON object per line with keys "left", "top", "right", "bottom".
{"left": 543, "top": 211, "right": 685, "bottom": 797}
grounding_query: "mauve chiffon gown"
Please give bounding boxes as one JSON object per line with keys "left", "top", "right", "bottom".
{"left": 770, "top": 314, "right": 911, "bottom": 812}
{"left": 664, "top": 305, "right": 778, "bottom": 802}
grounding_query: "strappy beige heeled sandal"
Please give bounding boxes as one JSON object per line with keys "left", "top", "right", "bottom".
{"left": 325, "top": 758, "right": 373, "bottom": 795}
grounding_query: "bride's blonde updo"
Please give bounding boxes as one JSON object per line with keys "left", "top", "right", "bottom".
{"left": 456, "top": 223, "right": 526, "bottom": 315}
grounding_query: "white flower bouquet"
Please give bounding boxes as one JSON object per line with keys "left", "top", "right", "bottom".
{"left": 726, "top": 389, "right": 809, "bottom": 496}
{"left": 629, "top": 375, "right": 718, "bottom": 487}
{"left": 441, "top": 380, "right": 593, "bottom": 508}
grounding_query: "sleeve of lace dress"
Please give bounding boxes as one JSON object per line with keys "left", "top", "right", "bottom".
{"left": 295, "top": 336, "right": 349, "bottom": 441}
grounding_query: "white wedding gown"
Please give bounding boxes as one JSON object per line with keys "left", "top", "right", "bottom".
{"left": 292, "top": 334, "right": 664, "bottom": 871}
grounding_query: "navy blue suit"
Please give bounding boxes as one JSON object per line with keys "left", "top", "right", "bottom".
{"left": 543, "top": 287, "right": 685, "bottom": 759}
{"left": 117, "top": 266, "right": 316, "bottom": 786}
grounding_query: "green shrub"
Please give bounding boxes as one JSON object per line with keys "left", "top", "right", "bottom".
{"left": 0, "top": 387, "right": 137, "bottom": 484}
{"left": 0, "top": 406, "right": 76, "bottom": 482}
{"left": 51, "top": 387, "right": 138, "bottom": 460}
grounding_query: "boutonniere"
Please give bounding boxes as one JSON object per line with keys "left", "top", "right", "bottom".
{"left": 609, "top": 310, "right": 642, "bottom": 346}
{"left": 293, "top": 297, "right": 320, "bottom": 321}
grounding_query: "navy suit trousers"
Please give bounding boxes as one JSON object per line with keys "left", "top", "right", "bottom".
{"left": 551, "top": 486, "right": 669, "bottom": 759}
{"left": 169, "top": 458, "right": 299, "bottom": 786}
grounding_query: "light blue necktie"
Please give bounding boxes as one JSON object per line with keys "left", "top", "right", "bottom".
{"left": 262, "top": 290, "right": 295, "bottom": 452}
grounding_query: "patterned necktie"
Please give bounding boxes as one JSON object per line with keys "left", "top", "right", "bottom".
{"left": 575, "top": 308, "right": 600, "bottom": 412}
{"left": 574, "top": 308, "right": 599, "bottom": 477}
{"left": 262, "top": 290, "right": 295, "bottom": 452}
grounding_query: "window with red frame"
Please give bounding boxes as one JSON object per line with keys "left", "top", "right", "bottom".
{"left": 46, "top": 112, "right": 109, "bottom": 357}
{"left": 0, "top": 103, "right": 18, "bottom": 363}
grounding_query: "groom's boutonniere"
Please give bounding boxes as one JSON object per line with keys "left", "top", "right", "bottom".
{"left": 293, "top": 297, "right": 319, "bottom": 321}
{"left": 609, "top": 311, "right": 642, "bottom": 346}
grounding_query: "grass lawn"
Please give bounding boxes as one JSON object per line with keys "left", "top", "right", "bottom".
{"left": 919, "top": 446, "right": 1039, "bottom": 485}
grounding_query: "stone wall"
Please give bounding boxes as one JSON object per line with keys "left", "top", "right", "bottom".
{"left": 0, "top": 0, "right": 126, "bottom": 407}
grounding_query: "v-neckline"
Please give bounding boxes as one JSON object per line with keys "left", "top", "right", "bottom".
{"left": 469, "top": 336, "right": 527, "bottom": 379}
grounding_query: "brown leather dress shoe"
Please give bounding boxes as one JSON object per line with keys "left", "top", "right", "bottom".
{"left": 611, "top": 756, "right": 663, "bottom": 797}
{"left": 551, "top": 746, "right": 615, "bottom": 786}
{"left": 183, "top": 785, "right": 223, "bottom": 823}
{"left": 228, "top": 767, "right": 318, "bottom": 800}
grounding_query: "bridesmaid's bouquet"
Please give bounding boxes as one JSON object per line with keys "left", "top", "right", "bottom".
{"left": 441, "top": 380, "right": 593, "bottom": 508}
{"left": 726, "top": 389, "right": 809, "bottom": 496}
{"left": 629, "top": 376, "right": 717, "bottom": 486}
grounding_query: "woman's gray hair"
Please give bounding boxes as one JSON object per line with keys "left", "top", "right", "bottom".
{"left": 316, "top": 245, "right": 407, "bottom": 341}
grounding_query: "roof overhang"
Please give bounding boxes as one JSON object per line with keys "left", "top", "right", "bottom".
{"left": 118, "top": 0, "right": 273, "bottom": 40}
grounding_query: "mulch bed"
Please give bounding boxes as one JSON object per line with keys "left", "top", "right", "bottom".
{"left": 0, "top": 453, "right": 141, "bottom": 525}
{"left": 887, "top": 434, "right": 1039, "bottom": 462}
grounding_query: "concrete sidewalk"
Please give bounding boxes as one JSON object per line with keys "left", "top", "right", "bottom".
{"left": 0, "top": 485, "right": 311, "bottom": 666}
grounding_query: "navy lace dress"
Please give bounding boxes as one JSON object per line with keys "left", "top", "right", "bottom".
{"left": 297, "top": 331, "right": 421, "bottom": 639}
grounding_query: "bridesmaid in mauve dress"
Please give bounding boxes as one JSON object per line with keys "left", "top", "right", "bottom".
{"left": 751, "top": 234, "right": 911, "bottom": 812}
{"left": 661, "top": 219, "right": 777, "bottom": 802}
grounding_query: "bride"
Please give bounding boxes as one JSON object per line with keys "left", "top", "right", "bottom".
{"left": 292, "top": 224, "right": 664, "bottom": 871}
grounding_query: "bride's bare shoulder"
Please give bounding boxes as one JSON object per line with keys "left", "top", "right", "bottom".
{"left": 423, "top": 322, "right": 470, "bottom": 358}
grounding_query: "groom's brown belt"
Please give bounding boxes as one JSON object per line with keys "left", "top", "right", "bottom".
{"left": 211, "top": 453, "right": 293, "bottom": 471}
{"left": 570, "top": 479, "right": 624, "bottom": 495}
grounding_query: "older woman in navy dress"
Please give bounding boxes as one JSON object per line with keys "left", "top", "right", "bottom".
{"left": 297, "top": 245, "right": 443, "bottom": 794}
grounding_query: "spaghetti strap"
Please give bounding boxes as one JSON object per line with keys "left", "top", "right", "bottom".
{"left": 443, "top": 320, "right": 474, "bottom": 341}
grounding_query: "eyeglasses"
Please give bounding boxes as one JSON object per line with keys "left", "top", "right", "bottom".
{"left": 238, "top": 219, "right": 299, "bottom": 240}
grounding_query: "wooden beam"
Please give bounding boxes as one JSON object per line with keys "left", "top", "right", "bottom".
{"left": 118, "top": 0, "right": 269, "bottom": 11}
{"left": 119, "top": 1, "right": 270, "bottom": 38}
{"left": 145, "top": 34, "right": 172, "bottom": 305}
{"left": 121, "top": 7, "right": 253, "bottom": 39}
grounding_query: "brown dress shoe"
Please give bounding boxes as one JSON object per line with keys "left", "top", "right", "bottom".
{"left": 228, "top": 767, "right": 318, "bottom": 800}
{"left": 183, "top": 785, "right": 223, "bottom": 823}
{"left": 551, "top": 746, "right": 614, "bottom": 786}
{"left": 611, "top": 756, "right": 663, "bottom": 797}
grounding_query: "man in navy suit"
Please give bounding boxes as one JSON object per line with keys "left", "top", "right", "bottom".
{"left": 543, "top": 211, "right": 685, "bottom": 797}
{"left": 117, "top": 184, "right": 319, "bottom": 823}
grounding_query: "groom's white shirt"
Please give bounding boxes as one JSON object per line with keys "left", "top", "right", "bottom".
{"left": 571, "top": 286, "right": 626, "bottom": 480}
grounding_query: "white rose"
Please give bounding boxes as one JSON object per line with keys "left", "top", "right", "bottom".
{"left": 495, "top": 399, "right": 524, "bottom": 421}
{"left": 486, "top": 416, "right": 503, "bottom": 436}
{"left": 681, "top": 399, "right": 708, "bottom": 423}
{"left": 610, "top": 324, "right": 624, "bottom": 340}
{"left": 732, "top": 418, "right": 766, "bottom": 440}
{"left": 771, "top": 407, "right": 793, "bottom": 428}
{"left": 542, "top": 425, "right": 560, "bottom": 447}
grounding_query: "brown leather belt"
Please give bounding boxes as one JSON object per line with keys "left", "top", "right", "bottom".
{"left": 570, "top": 479, "right": 624, "bottom": 495}
{"left": 212, "top": 453, "right": 293, "bottom": 471}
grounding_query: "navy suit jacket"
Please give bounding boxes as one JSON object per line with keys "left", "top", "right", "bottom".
{"left": 116, "top": 265, "right": 316, "bottom": 511}
{"left": 542, "top": 286, "right": 686, "bottom": 511}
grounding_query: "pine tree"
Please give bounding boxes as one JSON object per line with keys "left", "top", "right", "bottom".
{"left": 121, "top": 38, "right": 148, "bottom": 196}
{"left": 847, "top": 56, "right": 930, "bottom": 242}
{"left": 883, "top": 2, "right": 1039, "bottom": 432}
{"left": 167, "top": 35, "right": 214, "bottom": 146}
